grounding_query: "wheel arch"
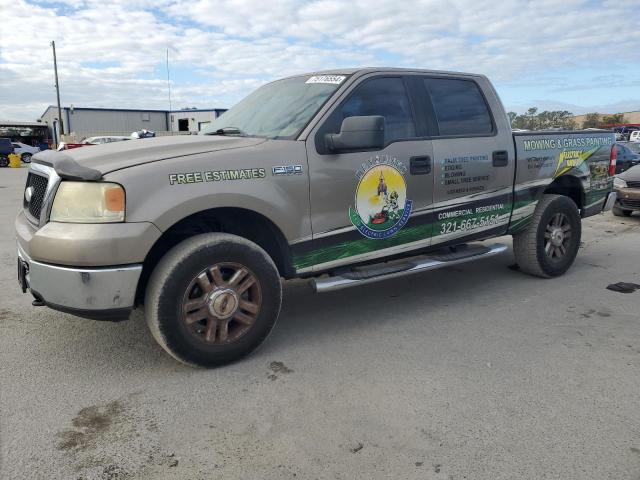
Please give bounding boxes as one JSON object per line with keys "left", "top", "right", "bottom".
{"left": 543, "top": 174, "right": 585, "bottom": 211}
{"left": 135, "top": 207, "right": 294, "bottom": 304}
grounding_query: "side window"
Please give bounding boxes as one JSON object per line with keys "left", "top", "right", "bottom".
{"left": 319, "top": 77, "right": 416, "bottom": 150}
{"left": 424, "top": 78, "right": 493, "bottom": 136}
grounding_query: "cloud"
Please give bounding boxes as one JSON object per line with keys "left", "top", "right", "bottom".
{"left": 1, "top": 0, "right": 639, "bottom": 121}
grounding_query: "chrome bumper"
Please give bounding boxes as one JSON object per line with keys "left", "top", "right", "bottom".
{"left": 603, "top": 191, "right": 617, "bottom": 212}
{"left": 17, "top": 244, "right": 142, "bottom": 319}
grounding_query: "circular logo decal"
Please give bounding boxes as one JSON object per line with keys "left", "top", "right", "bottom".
{"left": 349, "top": 164, "right": 413, "bottom": 239}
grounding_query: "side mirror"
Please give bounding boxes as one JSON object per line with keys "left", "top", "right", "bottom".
{"left": 325, "top": 115, "right": 385, "bottom": 152}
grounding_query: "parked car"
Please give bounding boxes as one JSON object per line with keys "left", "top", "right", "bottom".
{"left": 614, "top": 142, "right": 640, "bottom": 173}
{"left": 56, "top": 142, "right": 90, "bottom": 151}
{"left": 0, "top": 137, "right": 15, "bottom": 167}
{"left": 626, "top": 142, "right": 640, "bottom": 154}
{"left": 630, "top": 130, "right": 640, "bottom": 142}
{"left": 11, "top": 142, "right": 40, "bottom": 163}
{"left": 17, "top": 68, "right": 616, "bottom": 367}
{"left": 613, "top": 164, "right": 640, "bottom": 216}
{"left": 82, "top": 136, "right": 131, "bottom": 145}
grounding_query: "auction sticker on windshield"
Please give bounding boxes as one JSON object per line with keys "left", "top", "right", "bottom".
{"left": 305, "top": 75, "right": 346, "bottom": 85}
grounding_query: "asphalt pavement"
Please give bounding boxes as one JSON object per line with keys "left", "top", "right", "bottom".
{"left": 1, "top": 165, "right": 639, "bottom": 480}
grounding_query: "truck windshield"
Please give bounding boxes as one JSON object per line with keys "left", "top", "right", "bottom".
{"left": 202, "top": 75, "right": 345, "bottom": 139}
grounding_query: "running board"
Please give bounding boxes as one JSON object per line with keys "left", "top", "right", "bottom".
{"left": 312, "top": 243, "right": 509, "bottom": 293}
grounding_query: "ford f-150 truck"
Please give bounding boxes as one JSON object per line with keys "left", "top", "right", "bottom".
{"left": 16, "top": 68, "right": 617, "bottom": 367}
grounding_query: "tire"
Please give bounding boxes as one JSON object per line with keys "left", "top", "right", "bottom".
{"left": 513, "top": 194, "right": 582, "bottom": 278}
{"left": 612, "top": 205, "right": 632, "bottom": 217}
{"left": 0, "top": 155, "right": 8, "bottom": 168}
{"left": 145, "top": 233, "right": 282, "bottom": 367}
{"left": 21, "top": 153, "right": 32, "bottom": 163}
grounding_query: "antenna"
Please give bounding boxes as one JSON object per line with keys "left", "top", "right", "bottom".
{"left": 166, "top": 48, "right": 173, "bottom": 132}
{"left": 51, "top": 41, "right": 64, "bottom": 146}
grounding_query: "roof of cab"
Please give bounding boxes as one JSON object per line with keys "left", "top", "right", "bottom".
{"left": 286, "top": 67, "right": 485, "bottom": 80}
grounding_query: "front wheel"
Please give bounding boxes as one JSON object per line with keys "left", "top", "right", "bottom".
{"left": 0, "top": 155, "right": 8, "bottom": 168}
{"left": 145, "top": 233, "right": 282, "bottom": 367}
{"left": 21, "top": 153, "right": 32, "bottom": 163}
{"left": 513, "top": 194, "right": 582, "bottom": 278}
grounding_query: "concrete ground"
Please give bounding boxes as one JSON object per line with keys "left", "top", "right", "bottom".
{"left": 1, "top": 165, "right": 639, "bottom": 480}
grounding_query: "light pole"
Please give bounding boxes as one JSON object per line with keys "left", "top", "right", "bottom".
{"left": 51, "top": 41, "right": 63, "bottom": 145}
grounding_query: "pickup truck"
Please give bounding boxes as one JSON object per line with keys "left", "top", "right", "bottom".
{"left": 15, "top": 68, "right": 617, "bottom": 367}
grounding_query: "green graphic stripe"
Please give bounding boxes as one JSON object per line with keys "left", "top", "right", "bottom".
{"left": 293, "top": 221, "right": 433, "bottom": 270}
{"left": 293, "top": 204, "right": 514, "bottom": 270}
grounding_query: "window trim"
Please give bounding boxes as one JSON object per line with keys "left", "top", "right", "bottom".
{"left": 419, "top": 76, "right": 497, "bottom": 139}
{"left": 313, "top": 74, "right": 421, "bottom": 155}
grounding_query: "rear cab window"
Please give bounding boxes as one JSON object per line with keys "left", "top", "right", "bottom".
{"left": 422, "top": 77, "right": 494, "bottom": 137}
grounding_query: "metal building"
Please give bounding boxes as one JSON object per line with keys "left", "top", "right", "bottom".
{"left": 171, "top": 108, "right": 228, "bottom": 133}
{"left": 39, "top": 106, "right": 227, "bottom": 143}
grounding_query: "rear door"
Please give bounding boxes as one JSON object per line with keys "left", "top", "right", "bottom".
{"left": 418, "top": 76, "right": 515, "bottom": 246}
{"left": 296, "top": 75, "right": 435, "bottom": 273}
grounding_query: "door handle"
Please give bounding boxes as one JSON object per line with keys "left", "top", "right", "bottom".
{"left": 492, "top": 150, "right": 509, "bottom": 167}
{"left": 410, "top": 155, "right": 431, "bottom": 175}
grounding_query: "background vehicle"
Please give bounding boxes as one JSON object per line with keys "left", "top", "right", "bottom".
{"left": 11, "top": 142, "right": 40, "bottom": 163}
{"left": 56, "top": 142, "right": 90, "bottom": 151}
{"left": 630, "top": 130, "right": 640, "bottom": 142}
{"left": 82, "top": 136, "right": 131, "bottom": 145}
{"left": 613, "top": 164, "right": 640, "bottom": 216}
{"left": 614, "top": 142, "right": 640, "bottom": 173}
{"left": 131, "top": 129, "right": 155, "bottom": 139}
{"left": 0, "top": 137, "right": 15, "bottom": 167}
{"left": 15, "top": 68, "right": 616, "bottom": 367}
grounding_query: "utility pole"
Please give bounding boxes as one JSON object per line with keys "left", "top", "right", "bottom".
{"left": 51, "top": 41, "right": 64, "bottom": 145}
{"left": 166, "top": 48, "right": 173, "bottom": 133}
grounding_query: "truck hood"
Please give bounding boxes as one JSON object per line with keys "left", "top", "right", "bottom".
{"left": 32, "top": 135, "right": 267, "bottom": 180}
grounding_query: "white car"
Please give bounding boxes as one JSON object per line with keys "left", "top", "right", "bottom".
{"left": 630, "top": 130, "right": 640, "bottom": 142}
{"left": 11, "top": 142, "right": 40, "bottom": 163}
{"left": 82, "top": 136, "right": 131, "bottom": 145}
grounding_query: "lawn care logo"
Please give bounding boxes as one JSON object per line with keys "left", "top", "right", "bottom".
{"left": 349, "top": 156, "right": 412, "bottom": 239}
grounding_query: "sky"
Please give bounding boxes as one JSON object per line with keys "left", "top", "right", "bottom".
{"left": 1, "top": 0, "right": 640, "bottom": 121}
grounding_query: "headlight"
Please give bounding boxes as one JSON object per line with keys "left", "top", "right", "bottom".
{"left": 613, "top": 177, "right": 627, "bottom": 189}
{"left": 50, "top": 182, "right": 125, "bottom": 223}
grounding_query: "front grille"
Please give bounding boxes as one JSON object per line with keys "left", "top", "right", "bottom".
{"left": 619, "top": 198, "right": 640, "bottom": 209}
{"left": 24, "top": 172, "right": 49, "bottom": 221}
{"left": 626, "top": 180, "right": 640, "bottom": 189}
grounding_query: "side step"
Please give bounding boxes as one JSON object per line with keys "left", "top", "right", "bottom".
{"left": 312, "top": 243, "right": 508, "bottom": 293}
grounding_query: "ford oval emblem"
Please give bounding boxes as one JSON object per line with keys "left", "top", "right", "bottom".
{"left": 24, "top": 186, "right": 34, "bottom": 203}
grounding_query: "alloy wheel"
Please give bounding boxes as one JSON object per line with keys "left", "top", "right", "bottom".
{"left": 181, "top": 262, "right": 262, "bottom": 345}
{"left": 544, "top": 212, "right": 572, "bottom": 260}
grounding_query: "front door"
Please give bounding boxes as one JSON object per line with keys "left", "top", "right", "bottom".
{"left": 294, "top": 75, "right": 435, "bottom": 273}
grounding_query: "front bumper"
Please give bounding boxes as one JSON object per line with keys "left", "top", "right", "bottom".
{"left": 17, "top": 244, "right": 142, "bottom": 321}
{"left": 615, "top": 187, "right": 640, "bottom": 210}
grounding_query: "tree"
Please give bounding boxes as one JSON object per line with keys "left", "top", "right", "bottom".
{"left": 510, "top": 108, "right": 575, "bottom": 130}
{"left": 582, "top": 113, "right": 600, "bottom": 129}
{"left": 601, "top": 113, "right": 626, "bottom": 126}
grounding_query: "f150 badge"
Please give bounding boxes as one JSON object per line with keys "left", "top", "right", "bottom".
{"left": 272, "top": 165, "right": 303, "bottom": 175}
{"left": 349, "top": 158, "right": 412, "bottom": 239}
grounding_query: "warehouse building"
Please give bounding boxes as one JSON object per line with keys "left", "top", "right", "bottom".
{"left": 40, "top": 106, "right": 227, "bottom": 143}
{"left": 171, "top": 108, "right": 228, "bottom": 133}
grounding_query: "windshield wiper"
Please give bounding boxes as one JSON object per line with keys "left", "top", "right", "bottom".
{"left": 205, "top": 126, "right": 247, "bottom": 136}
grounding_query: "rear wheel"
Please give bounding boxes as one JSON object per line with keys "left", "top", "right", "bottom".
{"left": 0, "top": 155, "right": 8, "bottom": 168}
{"left": 145, "top": 233, "right": 282, "bottom": 367}
{"left": 21, "top": 153, "right": 32, "bottom": 163}
{"left": 612, "top": 205, "right": 632, "bottom": 217}
{"left": 513, "top": 194, "right": 581, "bottom": 278}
